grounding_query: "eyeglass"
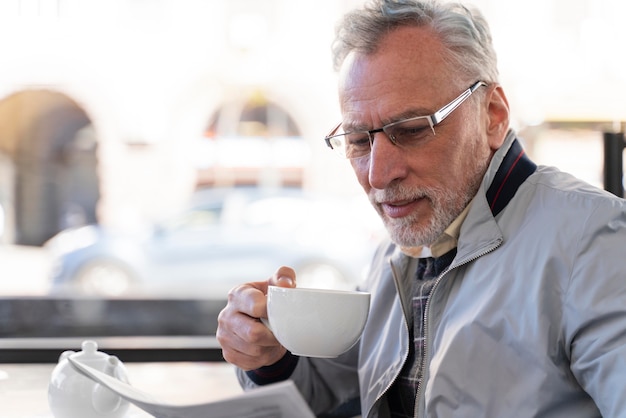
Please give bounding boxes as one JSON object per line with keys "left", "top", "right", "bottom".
{"left": 324, "top": 80, "right": 488, "bottom": 159}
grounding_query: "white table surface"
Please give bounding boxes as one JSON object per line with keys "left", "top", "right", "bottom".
{"left": 0, "top": 362, "right": 242, "bottom": 418}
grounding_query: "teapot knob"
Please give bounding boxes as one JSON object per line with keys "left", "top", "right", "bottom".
{"left": 82, "top": 340, "right": 98, "bottom": 354}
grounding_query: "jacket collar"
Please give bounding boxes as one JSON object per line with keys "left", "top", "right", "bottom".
{"left": 485, "top": 131, "right": 537, "bottom": 217}
{"left": 452, "top": 130, "right": 537, "bottom": 264}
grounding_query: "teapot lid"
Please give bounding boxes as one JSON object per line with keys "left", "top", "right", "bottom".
{"left": 71, "top": 340, "right": 109, "bottom": 361}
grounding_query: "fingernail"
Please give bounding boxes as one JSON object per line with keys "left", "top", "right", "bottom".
{"left": 278, "top": 276, "right": 294, "bottom": 287}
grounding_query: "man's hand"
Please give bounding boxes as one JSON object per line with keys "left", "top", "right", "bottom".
{"left": 216, "top": 266, "right": 296, "bottom": 370}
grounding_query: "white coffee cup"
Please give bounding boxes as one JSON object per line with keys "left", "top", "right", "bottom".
{"left": 263, "top": 286, "right": 370, "bottom": 358}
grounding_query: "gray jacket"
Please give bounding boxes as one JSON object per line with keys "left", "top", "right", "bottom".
{"left": 238, "top": 132, "right": 626, "bottom": 417}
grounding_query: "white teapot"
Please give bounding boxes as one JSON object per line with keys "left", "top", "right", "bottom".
{"left": 48, "top": 340, "right": 130, "bottom": 418}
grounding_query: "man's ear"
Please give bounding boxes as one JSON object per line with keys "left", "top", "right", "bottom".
{"left": 485, "top": 84, "right": 510, "bottom": 150}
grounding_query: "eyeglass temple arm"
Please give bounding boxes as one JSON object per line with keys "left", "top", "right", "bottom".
{"left": 431, "top": 81, "right": 487, "bottom": 125}
{"left": 325, "top": 121, "right": 343, "bottom": 139}
{"left": 324, "top": 121, "right": 343, "bottom": 149}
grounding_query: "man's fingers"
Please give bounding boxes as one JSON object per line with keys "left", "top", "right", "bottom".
{"left": 226, "top": 282, "right": 268, "bottom": 320}
{"left": 216, "top": 267, "right": 297, "bottom": 370}
{"left": 217, "top": 307, "right": 286, "bottom": 370}
{"left": 269, "top": 266, "right": 297, "bottom": 288}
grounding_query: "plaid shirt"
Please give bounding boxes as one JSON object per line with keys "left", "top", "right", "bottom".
{"left": 387, "top": 249, "right": 456, "bottom": 417}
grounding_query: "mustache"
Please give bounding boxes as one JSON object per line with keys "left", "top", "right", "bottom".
{"left": 370, "top": 185, "right": 433, "bottom": 205}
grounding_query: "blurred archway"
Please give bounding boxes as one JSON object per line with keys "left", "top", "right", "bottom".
{"left": 0, "top": 90, "right": 99, "bottom": 246}
{"left": 198, "top": 92, "right": 308, "bottom": 188}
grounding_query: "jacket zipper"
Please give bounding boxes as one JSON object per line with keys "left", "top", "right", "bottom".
{"left": 367, "top": 257, "right": 411, "bottom": 418}
{"left": 414, "top": 240, "right": 501, "bottom": 418}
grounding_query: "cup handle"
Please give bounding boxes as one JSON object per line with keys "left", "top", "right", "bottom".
{"left": 260, "top": 317, "right": 273, "bottom": 332}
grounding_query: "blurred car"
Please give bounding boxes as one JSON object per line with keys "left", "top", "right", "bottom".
{"left": 44, "top": 187, "right": 385, "bottom": 299}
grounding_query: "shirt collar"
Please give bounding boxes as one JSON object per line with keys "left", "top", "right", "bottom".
{"left": 400, "top": 199, "right": 473, "bottom": 258}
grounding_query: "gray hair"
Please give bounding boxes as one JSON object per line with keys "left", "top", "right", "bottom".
{"left": 332, "top": 0, "right": 499, "bottom": 83}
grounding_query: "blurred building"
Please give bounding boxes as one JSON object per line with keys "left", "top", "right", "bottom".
{"left": 0, "top": 0, "right": 624, "bottom": 246}
{"left": 0, "top": 0, "right": 366, "bottom": 246}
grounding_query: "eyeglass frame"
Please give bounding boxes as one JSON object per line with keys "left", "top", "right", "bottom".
{"left": 324, "top": 80, "right": 488, "bottom": 159}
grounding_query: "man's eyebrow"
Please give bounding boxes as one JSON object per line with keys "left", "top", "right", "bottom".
{"left": 387, "top": 108, "right": 433, "bottom": 123}
{"left": 341, "top": 121, "right": 370, "bottom": 132}
{"left": 343, "top": 108, "right": 433, "bottom": 131}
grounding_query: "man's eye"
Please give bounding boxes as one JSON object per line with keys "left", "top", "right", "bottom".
{"left": 391, "top": 125, "right": 431, "bottom": 144}
{"left": 346, "top": 134, "right": 370, "bottom": 149}
{"left": 398, "top": 126, "right": 428, "bottom": 137}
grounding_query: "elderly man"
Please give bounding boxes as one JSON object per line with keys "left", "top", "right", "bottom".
{"left": 217, "top": 1, "right": 626, "bottom": 416}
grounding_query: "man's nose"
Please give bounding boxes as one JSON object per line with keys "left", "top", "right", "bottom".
{"left": 367, "top": 131, "right": 408, "bottom": 189}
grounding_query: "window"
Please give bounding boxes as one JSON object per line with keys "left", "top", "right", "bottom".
{"left": 0, "top": 4, "right": 623, "bottom": 417}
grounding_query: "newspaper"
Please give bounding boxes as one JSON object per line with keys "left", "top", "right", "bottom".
{"left": 68, "top": 357, "right": 315, "bottom": 418}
